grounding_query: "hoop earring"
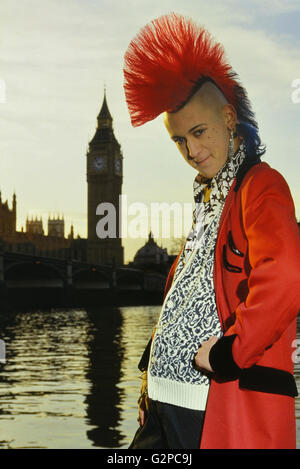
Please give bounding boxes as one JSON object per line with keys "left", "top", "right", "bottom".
{"left": 228, "top": 129, "right": 234, "bottom": 159}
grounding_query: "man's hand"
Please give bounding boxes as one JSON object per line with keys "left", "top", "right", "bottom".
{"left": 194, "top": 336, "right": 219, "bottom": 372}
{"left": 138, "top": 394, "right": 149, "bottom": 427}
{"left": 138, "top": 371, "right": 149, "bottom": 427}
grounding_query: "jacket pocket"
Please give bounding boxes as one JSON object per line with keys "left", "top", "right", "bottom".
{"left": 222, "top": 230, "right": 245, "bottom": 273}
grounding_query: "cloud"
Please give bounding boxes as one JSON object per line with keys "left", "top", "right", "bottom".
{"left": 1, "top": 0, "right": 299, "bottom": 260}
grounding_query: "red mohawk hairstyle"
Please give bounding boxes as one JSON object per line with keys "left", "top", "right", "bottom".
{"left": 123, "top": 12, "right": 240, "bottom": 127}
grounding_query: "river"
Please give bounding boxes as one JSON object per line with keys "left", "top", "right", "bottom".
{"left": 0, "top": 306, "right": 299, "bottom": 449}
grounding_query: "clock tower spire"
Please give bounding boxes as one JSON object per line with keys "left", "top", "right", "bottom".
{"left": 86, "top": 88, "right": 124, "bottom": 265}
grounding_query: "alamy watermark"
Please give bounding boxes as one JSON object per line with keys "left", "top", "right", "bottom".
{"left": 0, "top": 79, "right": 6, "bottom": 104}
{"left": 95, "top": 195, "right": 205, "bottom": 247}
{"left": 292, "top": 339, "right": 300, "bottom": 364}
{"left": 291, "top": 79, "right": 300, "bottom": 104}
{"left": 0, "top": 339, "right": 5, "bottom": 364}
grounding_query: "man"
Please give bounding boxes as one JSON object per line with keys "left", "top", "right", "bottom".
{"left": 123, "top": 13, "right": 300, "bottom": 449}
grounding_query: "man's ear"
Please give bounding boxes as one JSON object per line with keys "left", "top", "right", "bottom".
{"left": 222, "top": 104, "right": 237, "bottom": 130}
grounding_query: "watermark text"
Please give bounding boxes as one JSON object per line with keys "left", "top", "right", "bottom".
{"left": 95, "top": 195, "right": 199, "bottom": 242}
{"left": 291, "top": 79, "right": 300, "bottom": 104}
{"left": 0, "top": 339, "right": 5, "bottom": 364}
{"left": 292, "top": 339, "right": 300, "bottom": 363}
{"left": 0, "top": 79, "right": 6, "bottom": 104}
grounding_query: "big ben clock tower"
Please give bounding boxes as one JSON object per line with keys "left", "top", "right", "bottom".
{"left": 86, "top": 90, "right": 124, "bottom": 265}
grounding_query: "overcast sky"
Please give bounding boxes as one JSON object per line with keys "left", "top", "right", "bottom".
{"left": 1, "top": 0, "right": 299, "bottom": 263}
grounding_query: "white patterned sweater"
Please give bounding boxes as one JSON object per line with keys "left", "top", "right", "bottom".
{"left": 147, "top": 143, "right": 246, "bottom": 411}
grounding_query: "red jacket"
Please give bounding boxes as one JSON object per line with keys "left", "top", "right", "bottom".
{"left": 161, "top": 160, "right": 300, "bottom": 449}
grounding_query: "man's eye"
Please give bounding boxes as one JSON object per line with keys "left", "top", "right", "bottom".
{"left": 194, "top": 129, "right": 205, "bottom": 137}
{"left": 175, "top": 138, "right": 185, "bottom": 145}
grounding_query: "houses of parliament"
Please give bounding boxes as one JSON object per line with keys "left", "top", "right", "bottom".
{"left": 0, "top": 92, "right": 124, "bottom": 266}
{"left": 0, "top": 92, "right": 171, "bottom": 269}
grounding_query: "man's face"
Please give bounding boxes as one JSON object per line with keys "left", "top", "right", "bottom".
{"left": 164, "top": 85, "right": 234, "bottom": 179}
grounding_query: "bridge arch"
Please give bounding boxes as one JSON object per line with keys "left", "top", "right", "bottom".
{"left": 5, "top": 260, "right": 64, "bottom": 288}
{"left": 73, "top": 267, "right": 111, "bottom": 290}
{"left": 116, "top": 269, "right": 144, "bottom": 291}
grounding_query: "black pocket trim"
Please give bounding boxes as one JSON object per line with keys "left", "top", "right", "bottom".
{"left": 223, "top": 245, "right": 242, "bottom": 273}
{"left": 228, "top": 230, "right": 244, "bottom": 257}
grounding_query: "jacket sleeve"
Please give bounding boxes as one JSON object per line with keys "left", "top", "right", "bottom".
{"left": 209, "top": 167, "right": 300, "bottom": 377}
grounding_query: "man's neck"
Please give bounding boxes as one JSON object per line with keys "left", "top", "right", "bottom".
{"left": 195, "top": 136, "right": 244, "bottom": 185}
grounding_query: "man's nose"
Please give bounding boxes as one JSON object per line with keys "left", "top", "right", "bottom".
{"left": 186, "top": 139, "right": 202, "bottom": 160}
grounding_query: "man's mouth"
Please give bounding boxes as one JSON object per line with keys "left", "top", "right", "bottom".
{"left": 195, "top": 155, "right": 211, "bottom": 164}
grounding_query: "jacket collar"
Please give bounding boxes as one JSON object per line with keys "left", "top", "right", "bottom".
{"left": 234, "top": 151, "right": 262, "bottom": 193}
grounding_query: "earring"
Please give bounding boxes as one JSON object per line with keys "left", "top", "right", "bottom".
{"left": 228, "top": 129, "right": 234, "bottom": 159}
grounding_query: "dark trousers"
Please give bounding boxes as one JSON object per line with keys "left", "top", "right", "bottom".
{"left": 128, "top": 399, "right": 205, "bottom": 449}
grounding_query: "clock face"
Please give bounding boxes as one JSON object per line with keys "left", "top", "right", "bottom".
{"left": 114, "top": 158, "right": 121, "bottom": 175}
{"left": 93, "top": 156, "right": 106, "bottom": 172}
{"left": 102, "top": 119, "right": 110, "bottom": 128}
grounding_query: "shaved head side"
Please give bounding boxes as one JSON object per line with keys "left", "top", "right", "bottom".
{"left": 193, "top": 81, "right": 229, "bottom": 116}
{"left": 164, "top": 81, "right": 234, "bottom": 128}
{"left": 164, "top": 81, "right": 237, "bottom": 134}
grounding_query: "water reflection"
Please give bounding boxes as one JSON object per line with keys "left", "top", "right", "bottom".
{"left": 84, "top": 307, "right": 125, "bottom": 448}
{"left": 0, "top": 309, "right": 93, "bottom": 448}
{"left": 0, "top": 307, "right": 298, "bottom": 448}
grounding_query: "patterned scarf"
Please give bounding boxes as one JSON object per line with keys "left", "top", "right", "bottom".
{"left": 183, "top": 141, "right": 246, "bottom": 262}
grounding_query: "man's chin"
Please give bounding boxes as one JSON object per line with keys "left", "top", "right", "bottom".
{"left": 196, "top": 168, "right": 215, "bottom": 179}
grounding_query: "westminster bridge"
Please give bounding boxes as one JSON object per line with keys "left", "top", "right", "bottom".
{"left": 0, "top": 250, "right": 168, "bottom": 309}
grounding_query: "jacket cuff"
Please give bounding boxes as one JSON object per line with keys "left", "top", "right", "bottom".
{"left": 209, "top": 334, "right": 241, "bottom": 381}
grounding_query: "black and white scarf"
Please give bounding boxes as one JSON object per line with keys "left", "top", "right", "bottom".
{"left": 182, "top": 141, "right": 246, "bottom": 263}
